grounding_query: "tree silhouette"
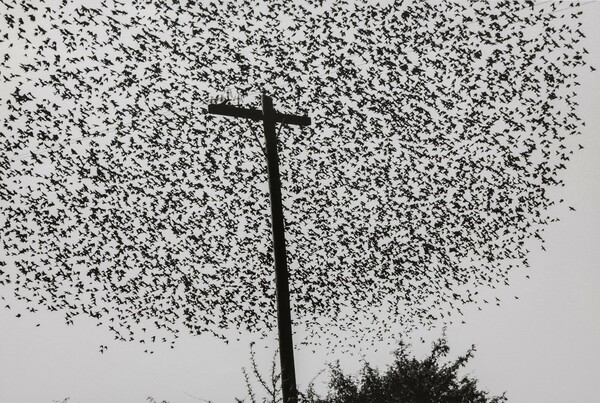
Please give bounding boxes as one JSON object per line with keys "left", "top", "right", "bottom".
{"left": 308, "top": 336, "right": 507, "bottom": 403}
{"left": 0, "top": 0, "right": 588, "bottom": 348}
{"left": 235, "top": 335, "right": 507, "bottom": 403}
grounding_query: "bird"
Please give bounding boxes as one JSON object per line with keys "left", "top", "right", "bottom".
{"left": 0, "top": 0, "right": 589, "bottom": 353}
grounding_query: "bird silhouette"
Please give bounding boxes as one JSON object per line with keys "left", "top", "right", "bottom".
{"left": 0, "top": 0, "right": 590, "bottom": 351}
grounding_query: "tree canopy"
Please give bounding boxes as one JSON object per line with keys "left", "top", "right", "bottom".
{"left": 305, "top": 335, "right": 507, "bottom": 403}
{"left": 0, "top": 0, "right": 588, "bottom": 347}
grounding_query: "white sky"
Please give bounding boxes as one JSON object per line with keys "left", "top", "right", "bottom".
{"left": 1, "top": 2, "right": 599, "bottom": 403}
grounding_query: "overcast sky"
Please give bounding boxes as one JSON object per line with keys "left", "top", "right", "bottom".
{"left": 1, "top": 2, "right": 599, "bottom": 403}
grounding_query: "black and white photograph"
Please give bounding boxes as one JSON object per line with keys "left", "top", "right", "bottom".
{"left": 1, "top": 1, "right": 598, "bottom": 402}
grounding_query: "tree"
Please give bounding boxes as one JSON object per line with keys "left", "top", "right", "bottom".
{"left": 0, "top": 0, "right": 588, "bottom": 347}
{"left": 309, "top": 335, "right": 507, "bottom": 403}
{"left": 236, "top": 335, "right": 506, "bottom": 403}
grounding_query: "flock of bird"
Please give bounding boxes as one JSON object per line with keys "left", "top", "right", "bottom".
{"left": 0, "top": 0, "right": 589, "bottom": 350}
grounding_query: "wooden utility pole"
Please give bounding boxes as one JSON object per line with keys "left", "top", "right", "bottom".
{"left": 208, "top": 93, "right": 310, "bottom": 403}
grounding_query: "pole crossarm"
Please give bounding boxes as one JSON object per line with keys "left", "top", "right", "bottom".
{"left": 208, "top": 104, "right": 311, "bottom": 126}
